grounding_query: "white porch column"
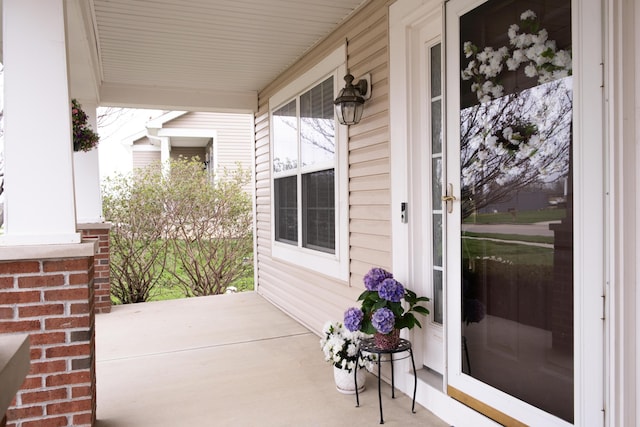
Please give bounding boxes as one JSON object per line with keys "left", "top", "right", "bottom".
{"left": 73, "top": 100, "right": 104, "bottom": 223}
{"left": 160, "top": 136, "right": 171, "bottom": 174}
{"left": 1, "top": 0, "right": 80, "bottom": 245}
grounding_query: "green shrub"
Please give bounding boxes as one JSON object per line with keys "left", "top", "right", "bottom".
{"left": 103, "top": 158, "right": 254, "bottom": 303}
{"left": 102, "top": 165, "right": 169, "bottom": 304}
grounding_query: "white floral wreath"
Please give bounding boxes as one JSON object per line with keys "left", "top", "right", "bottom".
{"left": 459, "top": 9, "right": 573, "bottom": 188}
{"left": 461, "top": 10, "right": 572, "bottom": 104}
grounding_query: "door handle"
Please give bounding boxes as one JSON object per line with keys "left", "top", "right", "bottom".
{"left": 441, "top": 183, "right": 456, "bottom": 213}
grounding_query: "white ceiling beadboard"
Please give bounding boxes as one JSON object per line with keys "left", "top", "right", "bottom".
{"left": 90, "top": 0, "right": 369, "bottom": 110}
{"left": 0, "top": 0, "right": 368, "bottom": 111}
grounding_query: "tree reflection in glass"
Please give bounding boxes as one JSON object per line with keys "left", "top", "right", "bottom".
{"left": 458, "top": 3, "right": 574, "bottom": 423}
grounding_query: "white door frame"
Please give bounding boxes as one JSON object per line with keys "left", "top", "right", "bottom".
{"left": 390, "top": 0, "right": 605, "bottom": 425}
{"left": 390, "top": 0, "right": 445, "bottom": 375}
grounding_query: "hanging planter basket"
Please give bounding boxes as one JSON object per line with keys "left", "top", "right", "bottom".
{"left": 72, "top": 99, "right": 100, "bottom": 152}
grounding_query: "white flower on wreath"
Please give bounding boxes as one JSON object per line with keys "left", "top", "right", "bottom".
{"left": 461, "top": 10, "right": 572, "bottom": 104}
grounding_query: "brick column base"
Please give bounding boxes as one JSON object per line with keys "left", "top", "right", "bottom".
{"left": 78, "top": 224, "right": 111, "bottom": 314}
{"left": 0, "top": 256, "right": 96, "bottom": 427}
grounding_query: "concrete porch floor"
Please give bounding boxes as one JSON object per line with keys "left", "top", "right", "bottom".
{"left": 95, "top": 292, "right": 449, "bottom": 427}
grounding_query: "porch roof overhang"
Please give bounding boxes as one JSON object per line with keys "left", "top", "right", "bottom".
{"left": 0, "top": 0, "right": 370, "bottom": 113}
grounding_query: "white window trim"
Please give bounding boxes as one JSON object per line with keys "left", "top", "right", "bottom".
{"left": 269, "top": 45, "right": 349, "bottom": 281}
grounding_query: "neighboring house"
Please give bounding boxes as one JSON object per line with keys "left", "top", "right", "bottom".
{"left": 0, "top": 1, "right": 638, "bottom": 427}
{"left": 127, "top": 111, "right": 253, "bottom": 187}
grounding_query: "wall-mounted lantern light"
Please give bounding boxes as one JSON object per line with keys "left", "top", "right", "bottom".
{"left": 334, "top": 73, "right": 371, "bottom": 125}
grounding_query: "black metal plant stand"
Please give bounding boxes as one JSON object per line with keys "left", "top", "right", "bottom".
{"left": 354, "top": 338, "right": 417, "bottom": 424}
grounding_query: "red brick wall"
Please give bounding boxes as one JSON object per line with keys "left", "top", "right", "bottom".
{"left": 0, "top": 257, "right": 96, "bottom": 427}
{"left": 79, "top": 228, "right": 111, "bottom": 314}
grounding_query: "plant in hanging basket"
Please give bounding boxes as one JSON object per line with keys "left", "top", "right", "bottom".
{"left": 344, "top": 267, "right": 430, "bottom": 350}
{"left": 71, "top": 99, "right": 100, "bottom": 152}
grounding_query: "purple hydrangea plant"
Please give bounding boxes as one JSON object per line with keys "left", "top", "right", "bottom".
{"left": 363, "top": 267, "right": 393, "bottom": 291}
{"left": 344, "top": 307, "right": 364, "bottom": 332}
{"left": 378, "top": 278, "right": 405, "bottom": 303}
{"left": 371, "top": 307, "right": 395, "bottom": 334}
{"left": 344, "top": 266, "right": 430, "bottom": 337}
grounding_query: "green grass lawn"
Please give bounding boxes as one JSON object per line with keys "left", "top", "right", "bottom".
{"left": 148, "top": 269, "right": 255, "bottom": 302}
{"left": 110, "top": 264, "right": 255, "bottom": 304}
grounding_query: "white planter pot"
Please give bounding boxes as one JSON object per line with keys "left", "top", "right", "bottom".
{"left": 333, "top": 365, "right": 366, "bottom": 394}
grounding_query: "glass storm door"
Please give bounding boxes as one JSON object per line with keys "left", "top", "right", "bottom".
{"left": 445, "top": 0, "right": 575, "bottom": 425}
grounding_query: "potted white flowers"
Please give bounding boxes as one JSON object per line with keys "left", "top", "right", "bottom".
{"left": 320, "top": 321, "right": 375, "bottom": 394}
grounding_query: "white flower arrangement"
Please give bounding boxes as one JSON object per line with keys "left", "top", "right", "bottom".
{"left": 319, "top": 321, "right": 375, "bottom": 373}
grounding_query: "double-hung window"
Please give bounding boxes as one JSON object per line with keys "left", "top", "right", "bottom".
{"left": 270, "top": 47, "right": 348, "bottom": 280}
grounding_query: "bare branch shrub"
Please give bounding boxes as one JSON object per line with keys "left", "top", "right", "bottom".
{"left": 103, "top": 157, "right": 253, "bottom": 302}
{"left": 102, "top": 165, "right": 170, "bottom": 303}
{"left": 163, "top": 157, "right": 253, "bottom": 296}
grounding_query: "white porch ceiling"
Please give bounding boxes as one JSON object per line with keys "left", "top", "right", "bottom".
{"left": 78, "top": 0, "right": 369, "bottom": 112}
{"left": 0, "top": 0, "right": 367, "bottom": 111}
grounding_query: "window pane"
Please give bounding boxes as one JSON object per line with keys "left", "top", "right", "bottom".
{"left": 459, "top": 1, "right": 573, "bottom": 422}
{"left": 274, "top": 176, "right": 297, "bottom": 244}
{"left": 300, "top": 78, "right": 335, "bottom": 168}
{"left": 431, "top": 44, "right": 442, "bottom": 98}
{"left": 430, "top": 43, "right": 444, "bottom": 328}
{"left": 433, "top": 269, "right": 443, "bottom": 324}
{"left": 432, "top": 213, "right": 443, "bottom": 267}
{"left": 302, "top": 169, "right": 335, "bottom": 252}
{"left": 273, "top": 100, "right": 298, "bottom": 173}
{"left": 431, "top": 157, "right": 442, "bottom": 207}
{"left": 431, "top": 100, "right": 442, "bottom": 153}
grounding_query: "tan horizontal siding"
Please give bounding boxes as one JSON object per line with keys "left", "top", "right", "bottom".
{"left": 350, "top": 205, "right": 390, "bottom": 221}
{"left": 348, "top": 126, "right": 388, "bottom": 150}
{"left": 350, "top": 246, "right": 391, "bottom": 269}
{"left": 350, "top": 233, "right": 391, "bottom": 249}
{"left": 132, "top": 151, "right": 161, "bottom": 170}
{"left": 350, "top": 219, "right": 390, "bottom": 236}
{"left": 349, "top": 174, "right": 390, "bottom": 192}
{"left": 254, "top": 0, "right": 393, "bottom": 334}
{"left": 350, "top": 158, "right": 390, "bottom": 178}
{"left": 164, "top": 111, "right": 254, "bottom": 192}
{"left": 350, "top": 142, "right": 389, "bottom": 164}
{"left": 257, "top": 260, "right": 362, "bottom": 333}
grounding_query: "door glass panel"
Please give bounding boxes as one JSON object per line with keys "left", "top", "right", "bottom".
{"left": 431, "top": 158, "right": 442, "bottom": 207}
{"left": 431, "top": 100, "right": 442, "bottom": 153}
{"left": 431, "top": 44, "right": 442, "bottom": 98}
{"left": 433, "top": 268, "right": 444, "bottom": 324}
{"left": 432, "top": 214, "right": 443, "bottom": 267}
{"left": 459, "top": 1, "right": 573, "bottom": 423}
{"left": 430, "top": 43, "right": 444, "bottom": 326}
